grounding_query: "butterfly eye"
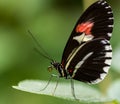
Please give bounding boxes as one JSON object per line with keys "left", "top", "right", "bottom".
{"left": 48, "top": 66, "right": 53, "bottom": 72}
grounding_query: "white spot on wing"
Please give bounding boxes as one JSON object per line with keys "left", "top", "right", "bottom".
{"left": 107, "top": 33, "right": 112, "bottom": 37}
{"left": 98, "top": 0, "right": 103, "bottom": 4}
{"left": 101, "top": 1, "right": 107, "bottom": 5}
{"left": 90, "top": 73, "right": 107, "bottom": 84}
{"left": 75, "top": 61, "right": 84, "bottom": 69}
{"left": 90, "top": 78, "right": 102, "bottom": 84}
{"left": 103, "top": 66, "right": 110, "bottom": 73}
{"left": 105, "top": 45, "right": 112, "bottom": 51}
{"left": 105, "top": 52, "right": 112, "bottom": 57}
{"left": 73, "top": 33, "right": 85, "bottom": 44}
{"left": 107, "top": 11, "right": 113, "bottom": 14}
{"left": 73, "top": 33, "right": 94, "bottom": 44}
{"left": 105, "top": 59, "right": 112, "bottom": 65}
{"left": 105, "top": 6, "right": 111, "bottom": 9}
{"left": 98, "top": 1, "right": 101, "bottom": 4}
{"left": 101, "top": 40, "right": 107, "bottom": 44}
{"left": 108, "top": 17, "right": 114, "bottom": 20}
{"left": 108, "top": 25, "right": 114, "bottom": 27}
{"left": 83, "top": 35, "right": 94, "bottom": 42}
{"left": 100, "top": 73, "right": 107, "bottom": 79}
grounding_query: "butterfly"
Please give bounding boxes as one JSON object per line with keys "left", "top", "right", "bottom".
{"left": 29, "top": 0, "right": 114, "bottom": 99}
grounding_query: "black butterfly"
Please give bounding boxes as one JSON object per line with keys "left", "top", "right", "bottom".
{"left": 29, "top": 0, "right": 113, "bottom": 99}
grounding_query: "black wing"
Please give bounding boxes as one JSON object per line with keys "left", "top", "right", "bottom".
{"left": 61, "top": 0, "right": 113, "bottom": 67}
{"left": 66, "top": 38, "right": 112, "bottom": 84}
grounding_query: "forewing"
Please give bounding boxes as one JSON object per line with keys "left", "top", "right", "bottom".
{"left": 65, "top": 39, "right": 112, "bottom": 84}
{"left": 61, "top": 0, "right": 113, "bottom": 66}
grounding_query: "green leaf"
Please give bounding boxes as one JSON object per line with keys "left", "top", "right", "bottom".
{"left": 13, "top": 80, "right": 114, "bottom": 103}
{"left": 112, "top": 45, "right": 120, "bottom": 73}
{"left": 107, "top": 79, "right": 120, "bottom": 102}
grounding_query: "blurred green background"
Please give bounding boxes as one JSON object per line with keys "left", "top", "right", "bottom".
{"left": 0, "top": 0, "right": 120, "bottom": 104}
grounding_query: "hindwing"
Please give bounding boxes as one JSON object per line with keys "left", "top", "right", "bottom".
{"left": 66, "top": 38, "right": 112, "bottom": 83}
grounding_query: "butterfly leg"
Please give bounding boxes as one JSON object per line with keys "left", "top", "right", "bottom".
{"left": 39, "top": 74, "right": 56, "bottom": 91}
{"left": 52, "top": 75, "right": 60, "bottom": 95}
{"left": 70, "top": 78, "right": 78, "bottom": 100}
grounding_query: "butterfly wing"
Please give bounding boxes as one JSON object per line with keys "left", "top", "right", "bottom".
{"left": 61, "top": 0, "right": 113, "bottom": 66}
{"left": 66, "top": 38, "right": 112, "bottom": 84}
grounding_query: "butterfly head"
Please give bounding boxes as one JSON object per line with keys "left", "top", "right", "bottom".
{"left": 48, "top": 60, "right": 66, "bottom": 77}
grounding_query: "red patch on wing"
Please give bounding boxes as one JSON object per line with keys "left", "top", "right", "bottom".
{"left": 76, "top": 22, "right": 94, "bottom": 35}
{"left": 61, "top": 60, "right": 65, "bottom": 68}
{"left": 69, "top": 69, "right": 73, "bottom": 73}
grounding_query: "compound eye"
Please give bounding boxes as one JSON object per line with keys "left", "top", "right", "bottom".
{"left": 48, "top": 66, "right": 53, "bottom": 72}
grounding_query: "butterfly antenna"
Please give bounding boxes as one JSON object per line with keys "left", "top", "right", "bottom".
{"left": 28, "top": 30, "right": 54, "bottom": 61}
